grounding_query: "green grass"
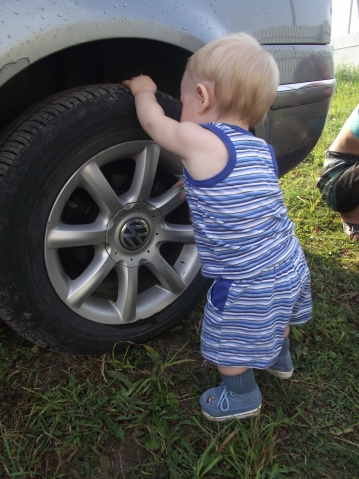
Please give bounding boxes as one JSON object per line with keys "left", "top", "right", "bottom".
{"left": 1, "top": 68, "right": 359, "bottom": 478}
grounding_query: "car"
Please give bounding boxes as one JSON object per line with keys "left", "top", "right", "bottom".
{"left": 0, "top": 0, "right": 335, "bottom": 355}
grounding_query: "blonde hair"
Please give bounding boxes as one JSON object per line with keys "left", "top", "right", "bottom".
{"left": 186, "top": 32, "right": 279, "bottom": 127}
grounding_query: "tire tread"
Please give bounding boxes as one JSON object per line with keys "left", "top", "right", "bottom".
{"left": 0, "top": 84, "right": 133, "bottom": 190}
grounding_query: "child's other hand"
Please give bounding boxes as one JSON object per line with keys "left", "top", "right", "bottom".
{"left": 122, "top": 75, "right": 157, "bottom": 96}
{"left": 173, "top": 179, "right": 186, "bottom": 200}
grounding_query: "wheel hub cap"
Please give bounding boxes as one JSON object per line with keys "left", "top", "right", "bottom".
{"left": 105, "top": 202, "right": 165, "bottom": 266}
{"left": 120, "top": 219, "right": 150, "bottom": 251}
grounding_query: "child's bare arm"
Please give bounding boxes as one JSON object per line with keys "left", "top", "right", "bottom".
{"left": 123, "top": 75, "right": 199, "bottom": 159}
{"left": 122, "top": 75, "right": 228, "bottom": 180}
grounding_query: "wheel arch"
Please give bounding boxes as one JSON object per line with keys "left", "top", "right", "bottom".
{"left": 0, "top": 37, "right": 192, "bottom": 134}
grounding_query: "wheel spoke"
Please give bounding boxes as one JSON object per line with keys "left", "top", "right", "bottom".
{"left": 80, "top": 162, "right": 122, "bottom": 216}
{"left": 112, "top": 265, "right": 138, "bottom": 323}
{"left": 46, "top": 222, "right": 107, "bottom": 248}
{"left": 119, "top": 143, "right": 161, "bottom": 204}
{"left": 67, "top": 248, "right": 115, "bottom": 309}
{"left": 150, "top": 185, "right": 184, "bottom": 217}
{"left": 164, "top": 223, "right": 195, "bottom": 243}
{"left": 146, "top": 253, "right": 186, "bottom": 295}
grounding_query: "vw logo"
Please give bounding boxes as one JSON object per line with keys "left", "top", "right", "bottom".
{"left": 120, "top": 219, "right": 150, "bottom": 251}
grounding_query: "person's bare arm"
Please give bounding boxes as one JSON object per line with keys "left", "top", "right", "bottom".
{"left": 123, "top": 75, "right": 204, "bottom": 159}
{"left": 122, "top": 75, "right": 228, "bottom": 180}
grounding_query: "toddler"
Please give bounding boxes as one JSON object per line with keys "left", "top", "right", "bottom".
{"left": 123, "top": 32, "right": 312, "bottom": 422}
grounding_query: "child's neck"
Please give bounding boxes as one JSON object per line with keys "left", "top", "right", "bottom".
{"left": 202, "top": 113, "right": 249, "bottom": 131}
{"left": 195, "top": 96, "right": 250, "bottom": 130}
{"left": 215, "top": 115, "right": 249, "bottom": 130}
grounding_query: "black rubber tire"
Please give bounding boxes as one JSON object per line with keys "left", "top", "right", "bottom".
{"left": 0, "top": 84, "right": 210, "bottom": 355}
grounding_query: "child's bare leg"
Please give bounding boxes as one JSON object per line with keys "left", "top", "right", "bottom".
{"left": 218, "top": 365, "right": 248, "bottom": 376}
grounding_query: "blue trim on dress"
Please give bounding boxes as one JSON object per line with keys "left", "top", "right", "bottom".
{"left": 211, "top": 278, "right": 233, "bottom": 311}
{"left": 183, "top": 123, "right": 237, "bottom": 187}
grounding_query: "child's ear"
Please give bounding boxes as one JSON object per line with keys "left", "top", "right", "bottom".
{"left": 196, "top": 83, "right": 211, "bottom": 113}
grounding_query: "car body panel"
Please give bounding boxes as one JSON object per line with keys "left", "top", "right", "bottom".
{"left": 1, "top": 0, "right": 331, "bottom": 83}
{"left": 0, "top": 1, "right": 335, "bottom": 175}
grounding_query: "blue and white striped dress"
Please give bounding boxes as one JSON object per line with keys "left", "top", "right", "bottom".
{"left": 184, "top": 122, "right": 312, "bottom": 368}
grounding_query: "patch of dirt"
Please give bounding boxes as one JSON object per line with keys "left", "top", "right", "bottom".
{"left": 100, "top": 435, "right": 152, "bottom": 479}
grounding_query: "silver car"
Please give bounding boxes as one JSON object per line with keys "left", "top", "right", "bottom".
{"left": 0, "top": 0, "right": 335, "bottom": 354}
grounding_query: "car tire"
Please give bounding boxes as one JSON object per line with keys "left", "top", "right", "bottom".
{"left": 0, "top": 84, "right": 210, "bottom": 355}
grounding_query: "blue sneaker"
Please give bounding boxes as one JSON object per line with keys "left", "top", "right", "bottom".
{"left": 266, "top": 352, "right": 293, "bottom": 379}
{"left": 199, "top": 383, "right": 262, "bottom": 422}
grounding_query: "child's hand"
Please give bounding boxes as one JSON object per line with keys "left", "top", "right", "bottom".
{"left": 122, "top": 75, "right": 157, "bottom": 97}
{"left": 173, "top": 179, "right": 186, "bottom": 200}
